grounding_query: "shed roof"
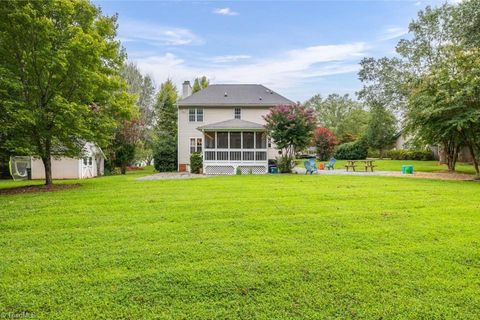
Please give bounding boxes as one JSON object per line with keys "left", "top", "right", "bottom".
{"left": 178, "top": 84, "right": 294, "bottom": 107}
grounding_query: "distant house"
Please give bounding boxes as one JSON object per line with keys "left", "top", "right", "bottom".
{"left": 10, "top": 142, "right": 105, "bottom": 180}
{"left": 177, "top": 82, "right": 294, "bottom": 174}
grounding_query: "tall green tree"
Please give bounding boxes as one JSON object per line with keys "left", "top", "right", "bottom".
{"left": 305, "top": 93, "right": 368, "bottom": 143}
{"left": 119, "top": 62, "right": 156, "bottom": 166}
{"left": 192, "top": 76, "right": 209, "bottom": 93}
{"left": 153, "top": 79, "right": 178, "bottom": 171}
{"left": 0, "top": 0, "right": 135, "bottom": 185}
{"left": 364, "top": 104, "right": 397, "bottom": 158}
{"left": 358, "top": 0, "right": 480, "bottom": 172}
{"left": 155, "top": 79, "right": 178, "bottom": 135}
{"left": 407, "top": 47, "right": 480, "bottom": 175}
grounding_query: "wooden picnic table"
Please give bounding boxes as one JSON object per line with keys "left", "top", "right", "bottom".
{"left": 345, "top": 160, "right": 376, "bottom": 172}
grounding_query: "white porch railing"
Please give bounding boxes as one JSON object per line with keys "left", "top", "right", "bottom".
{"left": 204, "top": 149, "right": 267, "bottom": 162}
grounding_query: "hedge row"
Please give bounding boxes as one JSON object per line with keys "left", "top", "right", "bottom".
{"left": 386, "top": 149, "right": 434, "bottom": 161}
{"left": 334, "top": 141, "right": 368, "bottom": 160}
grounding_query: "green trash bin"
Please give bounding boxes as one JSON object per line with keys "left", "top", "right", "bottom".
{"left": 270, "top": 166, "right": 278, "bottom": 174}
{"left": 402, "top": 165, "right": 414, "bottom": 174}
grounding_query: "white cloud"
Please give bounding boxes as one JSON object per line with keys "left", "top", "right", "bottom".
{"left": 379, "top": 27, "right": 409, "bottom": 41}
{"left": 133, "top": 42, "right": 367, "bottom": 98}
{"left": 213, "top": 8, "right": 239, "bottom": 16}
{"left": 208, "top": 55, "right": 251, "bottom": 63}
{"left": 118, "top": 20, "right": 203, "bottom": 46}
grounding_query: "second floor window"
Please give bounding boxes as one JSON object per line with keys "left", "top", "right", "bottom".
{"left": 189, "top": 108, "right": 204, "bottom": 122}
{"left": 234, "top": 108, "right": 241, "bottom": 119}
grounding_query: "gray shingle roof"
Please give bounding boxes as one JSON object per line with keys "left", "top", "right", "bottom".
{"left": 197, "top": 119, "right": 265, "bottom": 131}
{"left": 178, "top": 84, "right": 294, "bottom": 107}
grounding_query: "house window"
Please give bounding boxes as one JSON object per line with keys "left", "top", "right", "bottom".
{"left": 234, "top": 108, "right": 241, "bottom": 119}
{"left": 189, "top": 109, "right": 196, "bottom": 122}
{"left": 189, "top": 108, "right": 204, "bottom": 122}
{"left": 242, "top": 132, "right": 254, "bottom": 149}
{"left": 190, "top": 138, "right": 202, "bottom": 153}
{"left": 196, "top": 138, "right": 202, "bottom": 153}
{"left": 197, "top": 108, "right": 203, "bottom": 122}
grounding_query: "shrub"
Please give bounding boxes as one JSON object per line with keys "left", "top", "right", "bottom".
{"left": 236, "top": 167, "right": 242, "bottom": 175}
{"left": 367, "top": 148, "right": 381, "bottom": 158}
{"left": 313, "top": 127, "right": 337, "bottom": 161}
{"left": 153, "top": 135, "right": 177, "bottom": 172}
{"left": 386, "top": 149, "right": 434, "bottom": 161}
{"left": 334, "top": 140, "right": 368, "bottom": 160}
{"left": 276, "top": 155, "right": 295, "bottom": 173}
{"left": 114, "top": 143, "right": 136, "bottom": 175}
{"left": 190, "top": 152, "right": 203, "bottom": 174}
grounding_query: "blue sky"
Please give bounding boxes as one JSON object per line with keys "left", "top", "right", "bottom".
{"left": 95, "top": 0, "right": 446, "bottom": 101}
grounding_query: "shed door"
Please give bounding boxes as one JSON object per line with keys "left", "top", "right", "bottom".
{"left": 81, "top": 157, "right": 94, "bottom": 178}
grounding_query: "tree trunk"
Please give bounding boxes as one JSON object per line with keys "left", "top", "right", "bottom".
{"left": 41, "top": 138, "right": 53, "bottom": 185}
{"left": 120, "top": 164, "right": 127, "bottom": 175}
{"left": 467, "top": 143, "right": 480, "bottom": 178}
{"left": 42, "top": 156, "right": 53, "bottom": 185}
{"left": 443, "top": 140, "right": 459, "bottom": 172}
{"left": 379, "top": 148, "right": 384, "bottom": 160}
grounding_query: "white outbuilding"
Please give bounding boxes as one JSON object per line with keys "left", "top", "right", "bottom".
{"left": 10, "top": 142, "right": 105, "bottom": 180}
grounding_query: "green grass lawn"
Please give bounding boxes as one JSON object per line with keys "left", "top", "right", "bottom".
{"left": 1, "top": 170, "right": 480, "bottom": 319}
{"left": 298, "top": 159, "right": 476, "bottom": 174}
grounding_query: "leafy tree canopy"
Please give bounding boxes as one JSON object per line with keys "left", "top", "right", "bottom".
{"left": 264, "top": 104, "right": 316, "bottom": 172}
{"left": 192, "top": 76, "right": 209, "bottom": 93}
{"left": 305, "top": 93, "right": 368, "bottom": 143}
{"left": 0, "top": 0, "right": 136, "bottom": 184}
{"left": 154, "top": 79, "right": 178, "bottom": 135}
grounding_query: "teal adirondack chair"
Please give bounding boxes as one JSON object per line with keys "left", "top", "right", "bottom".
{"left": 325, "top": 157, "right": 336, "bottom": 170}
{"left": 304, "top": 159, "right": 318, "bottom": 174}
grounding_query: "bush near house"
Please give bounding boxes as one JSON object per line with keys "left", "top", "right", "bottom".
{"left": 153, "top": 135, "right": 177, "bottom": 172}
{"left": 313, "top": 127, "right": 338, "bottom": 161}
{"left": 190, "top": 152, "right": 203, "bottom": 174}
{"left": 387, "top": 149, "right": 435, "bottom": 161}
{"left": 334, "top": 140, "right": 368, "bottom": 160}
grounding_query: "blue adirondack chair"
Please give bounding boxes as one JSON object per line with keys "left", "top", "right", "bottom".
{"left": 304, "top": 159, "right": 318, "bottom": 174}
{"left": 325, "top": 157, "right": 336, "bottom": 170}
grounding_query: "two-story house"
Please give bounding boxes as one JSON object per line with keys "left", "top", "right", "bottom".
{"left": 177, "top": 81, "right": 294, "bottom": 174}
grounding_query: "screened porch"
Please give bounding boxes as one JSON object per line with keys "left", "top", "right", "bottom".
{"left": 203, "top": 131, "right": 268, "bottom": 163}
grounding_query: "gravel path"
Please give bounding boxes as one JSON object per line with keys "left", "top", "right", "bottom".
{"left": 293, "top": 167, "right": 390, "bottom": 176}
{"left": 136, "top": 172, "right": 208, "bottom": 181}
{"left": 293, "top": 167, "right": 476, "bottom": 181}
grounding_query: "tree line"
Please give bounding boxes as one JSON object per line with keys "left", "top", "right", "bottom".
{"left": 298, "top": 0, "right": 480, "bottom": 178}
{"left": 0, "top": 0, "right": 207, "bottom": 185}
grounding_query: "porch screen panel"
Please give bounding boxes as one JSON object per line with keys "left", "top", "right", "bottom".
{"left": 243, "top": 132, "right": 254, "bottom": 149}
{"left": 255, "top": 132, "right": 267, "bottom": 149}
{"left": 217, "top": 132, "right": 228, "bottom": 148}
{"left": 230, "top": 132, "right": 241, "bottom": 149}
{"left": 205, "top": 132, "right": 215, "bottom": 149}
